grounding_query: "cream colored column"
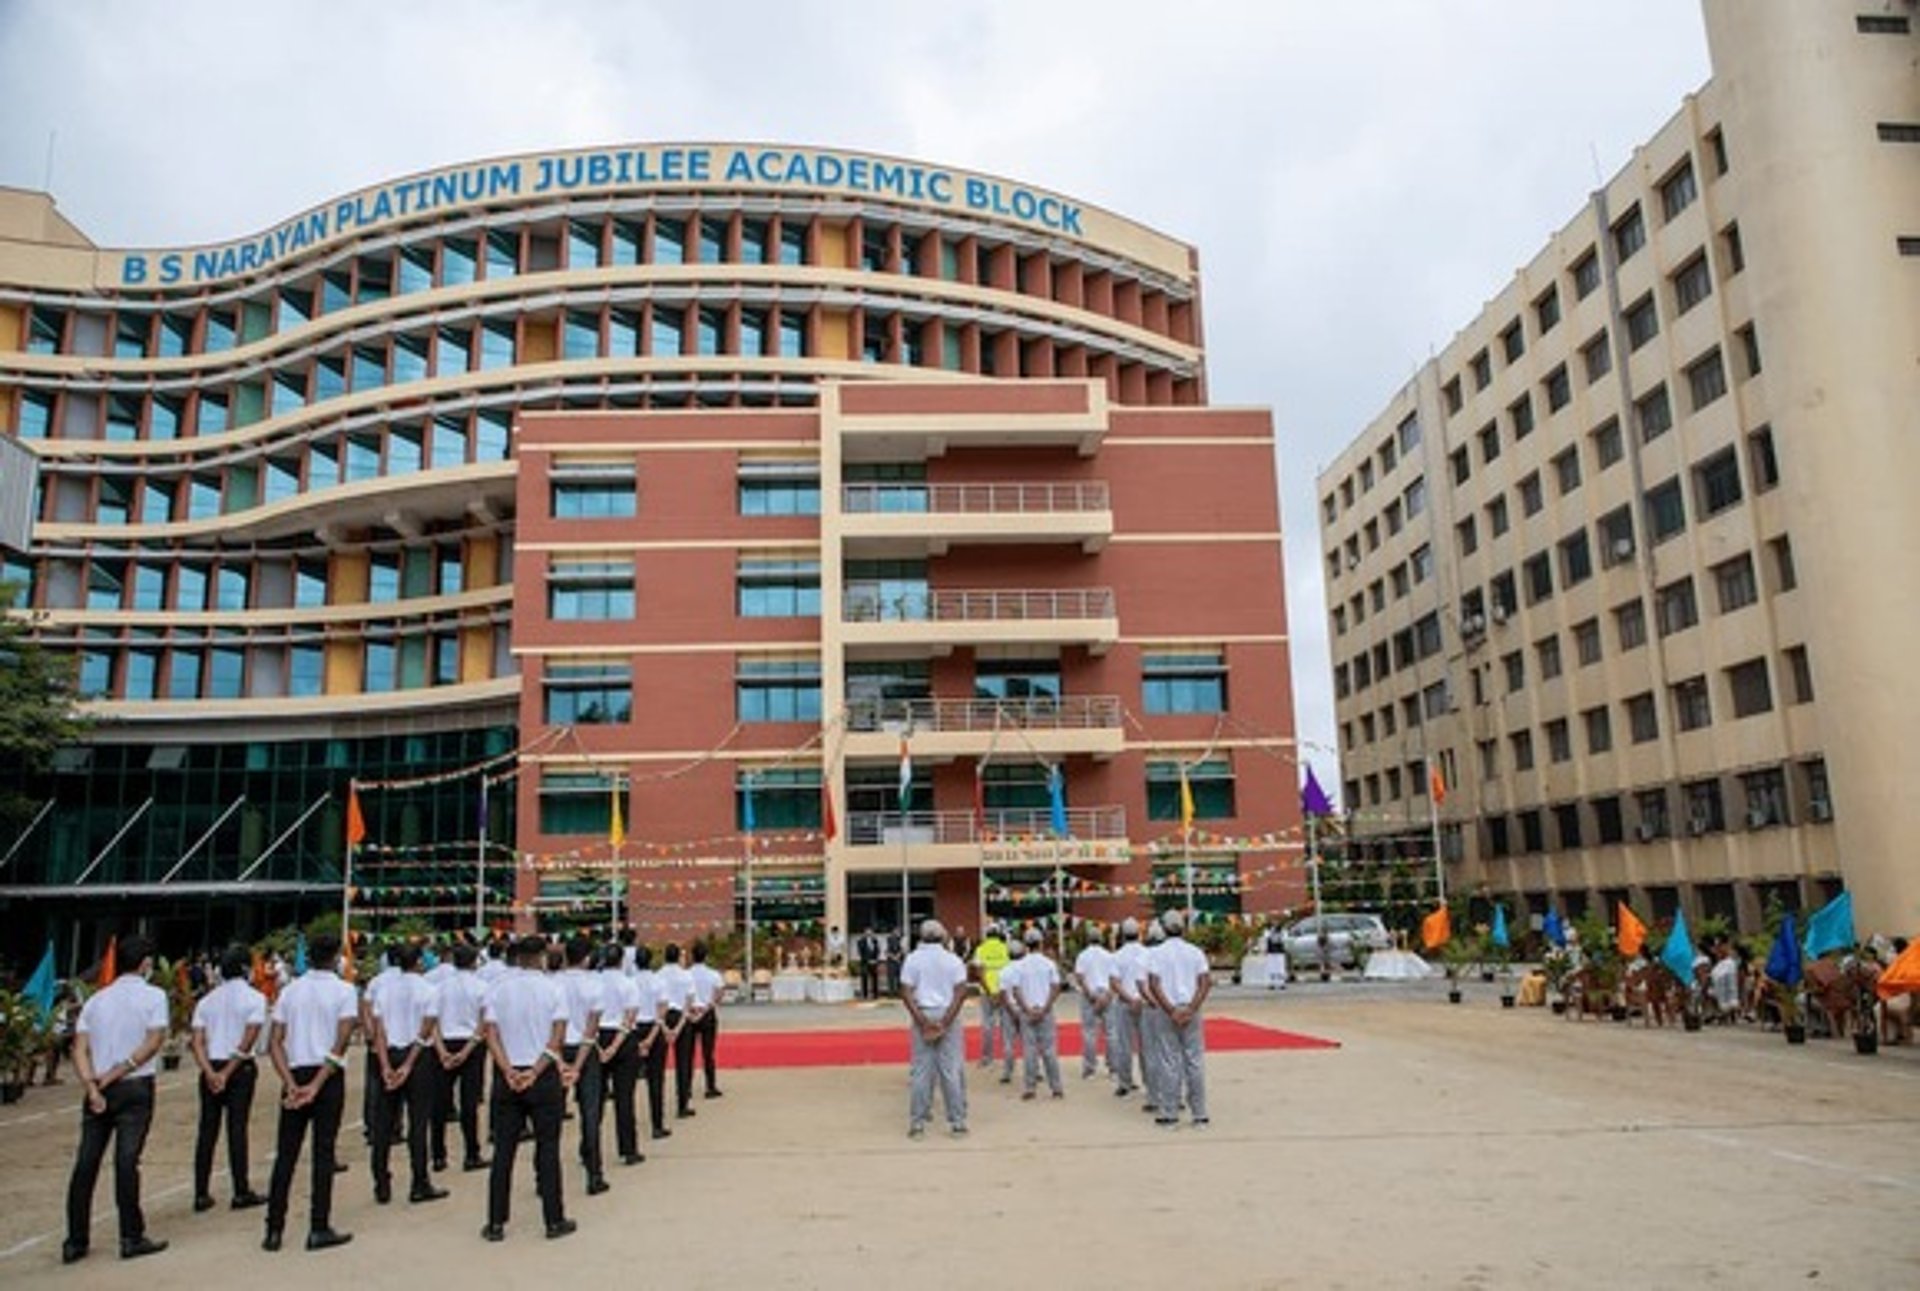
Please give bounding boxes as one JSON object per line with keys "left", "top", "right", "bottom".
{"left": 818, "top": 383, "right": 851, "bottom": 939}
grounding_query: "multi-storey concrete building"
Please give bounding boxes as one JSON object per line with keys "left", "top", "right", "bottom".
{"left": 1319, "top": 1, "right": 1920, "bottom": 935}
{"left": 0, "top": 142, "right": 1297, "bottom": 953}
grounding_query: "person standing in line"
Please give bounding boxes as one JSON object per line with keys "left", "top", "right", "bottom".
{"left": 1137, "top": 919, "right": 1171, "bottom": 1117}
{"left": 996, "top": 935, "right": 1029, "bottom": 1085}
{"left": 825, "top": 924, "right": 846, "bottom": 970}
{"left": 1011, "top": 928, "right": 1064, "bottom": 1100}
{"left": 1262, "top": 921, "right": 1288, "bottom": 990}
{"left": 261, "top": 932, "right": 357, "bottom": 1254}
{"left": 952, "top": 925, "right": 973, "bottom": 965}
{"left": 189, "top": 945, "right": 268, "bottom": 1214}
{"left": 62, "top": 934, "right": 170, "bottom": 1265}
{"left": 557, "top": 936, "right": 609, "bottom": 1196}
{"left": 360, "top": 943, "right": 404, "bottom": 1147}
{"left": 629, "top": 945, "right": 672, "bottom": 1141}
{"left": 856, "top": 927, "right": 881, "bottom": 1000}
{"left": 899, "top": 919, "right": 970, "bottom": 1139}
{"left": 480, "top": 935, "right": 575, "bottom": 1243}
{"left": 970, "top": 924, "right": 1010, "bottom": 1068}
{"left": 369, "top": 944, "right": 447, "bottom": 1206}
{"left": 431, "top": 942, "right": 491, "bottom": 1173}
{"left": 1145, "top": 911, "right": 1212, "bottom": 1129}
{"left": 596, "top": 945, "right": 644, "bottom": 1167}
{"left": 1071, "top": 926, "right": 1113, "bottom": 1081}
{"left": 655, "top": 944, "right": 698, "bottom": 1118}
{"left": 884, "top": 928, "right": 905, "bottom": 998}
{"left": 687, "top": 943, "right": 725, "bottom": 1101}
{"left": 1107, "top": 918, "right": 1147, "bottom": 1098}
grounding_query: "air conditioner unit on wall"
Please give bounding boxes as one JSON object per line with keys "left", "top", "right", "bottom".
{"left": 1808, "top": 799, "right": 1833, "bottom": 822}
{"left": 1612, "top": 538, "right": 1635, "bottom": 560}
{"left": 1689, "top": 816, "right": 1711, "bottom": 836}
{"left": 1491, "top": 606, "right": 1509, "bottom": 625}
{"left": 1635, "top": 821, "right": 1658, "bottom": 842}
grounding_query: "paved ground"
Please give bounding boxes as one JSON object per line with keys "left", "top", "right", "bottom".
{"left": 2, "top": 981, "right": 1916, "bottom": 1289}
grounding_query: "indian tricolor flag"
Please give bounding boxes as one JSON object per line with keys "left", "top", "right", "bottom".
{"left": 898, "top": 736, "right": 913, "bottom": 812}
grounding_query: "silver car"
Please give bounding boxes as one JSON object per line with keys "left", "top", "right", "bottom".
{"left": 1279, "top": 913, "right": 1391, "bottom": 969}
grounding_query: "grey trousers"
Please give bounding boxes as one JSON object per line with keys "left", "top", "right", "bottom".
{"left": 1020, "top": 1012, "right": 1063, "bottom": 1094}
{"left": 1077, "top": 995, "right": 1109, "bottom": 1075}
{"left": 1155, "top": 1011, "right": 1208, "bottom": 1121}
{"left": 1140, "top": 1008, "right": 1174, "bottom": 1111}
{"left": 977, "top": 992, "right": 1001, "bottom": 1062}
{"left": 909, "top": 1024, "right": 967, "bottom": 1129}
{"left": 1109, "top": 1002, "right": 1142, "bottom": 1091}
{"left": 999, "top": 997, "right": 1022, "bottom": 1079}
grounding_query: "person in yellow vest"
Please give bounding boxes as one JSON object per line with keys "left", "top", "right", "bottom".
{"left": 969, "top": 925, "right": 1011, "bottom": 1068}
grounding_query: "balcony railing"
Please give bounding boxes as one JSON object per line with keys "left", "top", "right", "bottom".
{"left": 841, "top": 481, "right": 1110, "bottom": 515}
{"left": 845, "top": 806, "right": 1128, "bottom": 847}
{"left": 842, "top": 586, "right": 1116, "bottom": 623}
{"left": 846, "top": 695, "right": 1123, "bottom": 734}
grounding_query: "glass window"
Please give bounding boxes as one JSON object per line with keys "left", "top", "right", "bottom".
{"left": 475, "top": 410, "right": 510, "bottom": 462}
{"left": 175, "top": 564, "right": 208, "bottom": 611}
{"left": 1585, "top": 706, "right": 1612, "bottom": 754}
{"left": 441, "top": 238, "right": 477, "bottom": 286}
{"left": 1616, "top": 599, "right": 1648, "bottom": 651}
{"left": 1657, "top": 577, "right": 1699, "bottom": 636}
{"left": 550, "top": 467, "right": 637, "bottom": 519}
{"left": 270, "top": 370, "right": 307, "bottom": 417}
{"left": 294, "top": 559, "right": 327, "bottom": 609}
{"left": 17, "top": 390, "right": 54, "bottom": 438}
{"left": 105, "top": 394, "right": 140, "bottom": 441}
{"left": 735, "top": 658, "right": 822, "bottom": 723}
{"left": 698, "top": 217, "right": 727, "bottom": 264}
{"left": 1693, "top": 448, "right": 1742, "bottom": 517}
{"left": 548, "top": 561, "right": 635, "bottom": 620}
{"left": 480, "top": 321, "right": 516, "bottom": 370}
{"left": 740, "top": 308, "right": 767, "bottom": 357}
{"left": 1687, "top": 349, "right": 1728, "bottom": 412}
{"left": 1625, "top": 294, "right": 1660, "bottom": 350}
{"left": 113, "top": 314, "right": 148, "bottom": 359}
{"left": 289, "top": 645, "right": 324, "bottom": 697}
{"left": 124, "top": 649, "right": 160, "bottom": 700}
{"left": 568, "top": 220, "right": 602, "bottom": 270}
{"left": 1592, "top": 417, "right": 1623, "bottom": 469}
{"left": 1742, "top": 767, "right": 1788, "bottom": 828}
{"left": 308, "top": 442, "right": 339, "bottom": 492}
{"left": 351, "top": 344, "right": 385, "bottom": 391}
{"left": 130, "top": 563, "right": 167, "bottom": 610}
{"left": 1673, "top": 675, "right": 1712, "bottom": 731}
{"left": 1638, "top": 384, "right": 1675, "bottom": 443}
{"left": 1714, "top": 554, "right": 1758, "bottom": 612}
{"left": 1146, "top": 758, "right": 1235, "bottom": 821}
{"left": 779, "top": 221, "right": 807, "bottom": 266}
{"left": 345, "top": 433, "right": 381, "bottom": 483}
{"left": 198, "top": 393, "right": 229, "bottom": 434}
{"left": 696, "top": 307, "right": 724, "bottom": 356}
{"left": 207, "top": 647, "right": 245, "bottom": 699}
{"left": 778, "top": 311, "right": 806, "bottom": 359}
{"left": 1142, "top": 651, "right": 1228, "bottom": 714}
{"left": 1582, "top": 330, "right": 1612, "bottom": 383}
{"left": 388, "top": 425, "right": 423, "bottom": 475}
{"left": 539, "top": 770, "right": 618, "bottom": 836}
{"left": 356, "top": 258, "right": 393, "bottom": 303}
{"left": 393, "top": 333, "right": 429, "bottom": 383}
{"left": 437, "top": 327, "right": 472, "bottom": 376}
{"left": 1674, "top": 254, "right": 1713, "bottom": 314}
{"left": 187, "top": 475, "right": 222, "bottom": 520}
{"left": 1613, "top": 204, "right": 1646, "bottom": 262}
{"left": 363, "top": 641, "right": 397, "bottom": 693}
{"left": 1560, "top": 530, "right": 1592, "bottom": 586}
{"left": 313, "top": 355, "right": 346, "bottom": 402}
{"left": 168, "top": 649, "right": 203, "bottom": 700}
{"left": 1574, "top": 618, "right": 1601, "bottom": 666}
{"left": 213, "top": 565, "right": 249, "bottom": 611}
{"left": 564, "top": 310, "right": 600, "bottom": 360}
{"left": 1627, "top": 692, "right": 1659, "bottom": 744}
{"left": 263, "top": 457, "right": 299, "bottom": 503}
{"left": 651, "top": 307, "right": 684, "bottom": 356}
{"left": 738, "top": 462, "right": 820, "bottom": 515}
{"left": 611, "top": 220, "right": 642, "bottom": 266}
{"left": 431, "top": 416, "right": 467, "bottom": 469}
{"left": 399, "top": 245, "right": 435, "bottom": 293}
{"left": 653, "top": 217, "right": 686, "bottom": 266}
{"left": 737, "top": 767, "right": 822, "bottom": 831}
{"left": 140, "top": 480, "right": 173, "bottom": 523}
{"left": 609, "top": 310, "right": 640, "bottom": 356}
{"left": 1534, "top": 286, "right": 1560, "bottom": 334}
{"left": 203, "top": 310, "right": 237, "bottom": 352}
{"left": 485, "top": 230, "right": 519, "bottom": 279}
{"left": 1728, "top": 658, "right": 1773, "bottom": 718}
{"left": 740, "top": 219, "right": 769, "bottom": 265}
{"left": 367, "top": 552, "right": 401, "bottom": 602}
{"left": 276, "top": 287, "right": 313, "bottom": 334}
{"left": 736, "top": 559, "right": 821, "bottom": 617}
{"left": 544, "top": 661, "right": 633, "bottom": 724}
{"left": 1661, "top": 161, "right": 1698, "bottom": 221}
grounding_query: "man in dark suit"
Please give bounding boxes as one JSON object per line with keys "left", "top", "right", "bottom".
{"left": 857, "top": 929, "right": 881, "bottom": 1000}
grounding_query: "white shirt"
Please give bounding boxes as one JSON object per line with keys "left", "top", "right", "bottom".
{"left": 899, "top": 943, "right": 968, "bottom": 1014}
{"left": 274, "top": 969, "right": 359, "bottom": 1068}
{"left": 1073, "top": 945, "right": 1113, "bottom": 999}
{"left": 77, "top": 975, "right": 169, "bottom": 1077}
{"left": 559, "top": 968, "right": 604, "bottom": 1045}
{"left": 997, "top": 955, "right": 1027, "bottom": 1000}
{"left": 483, "top": 968, "right": 569, "bottom": 1068}
{"left": 1110, "top": 941, "right": 1147, "bottom": 1000}
{"left": 190, "top": 977, "right": 267, "bottom": 1061}
{"left": 631, "top": 969, "right": 662, "bottom": 1025}
{"left": 1151, "top": 936, "right": 1210, "bottom": 1008}
{"left": 598, "top": 969, "right": 638, "bottom": 1030}
{"left": 477, "top": 955, "right": 509, "bottom": 986}
{"left": 364, "top": 963, "right": 402, "bottom": 1029}
{"left": 372, "top": 973, "right": 438, "bottom": 1049}
{"left": 689, "top": 963, "right": 724, "bottom": 1009}
{"left": 434, "top": 970, "right": 488, "bottom": 1041}
{"left": 1012, "top": 953, "right": 1060, "bottom": 1011}
{"left": 656, "top": 963, "right": 695, "bottom": 1013}
{"left": 424, "top": 960, "right": 456, "bottom": 991}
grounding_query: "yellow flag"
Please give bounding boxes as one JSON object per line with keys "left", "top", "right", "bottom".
{"left": 609, "top": 785, "right": 626, "bottom": 849}
{"left": 1178, "top": 765, "right": 1195, "bottom": 831}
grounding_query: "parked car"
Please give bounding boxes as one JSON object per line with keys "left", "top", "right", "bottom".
{"left": 1279, "top": 913, "right": 1391, "bottom": 969}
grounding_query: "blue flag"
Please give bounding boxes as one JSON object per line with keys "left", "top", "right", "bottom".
{"left": 1047, "top": 764, "right": 1069, "bottom": 839}
{"left": 1301, "top": 767, "right": 1334, "bottom": 817}
{"left": 1490, "top": 904, "right": 1509, "bottom": 949}
{"left": 1661, "top": 908, "right": 1695, "bottom": 985}
{"left": 1802, "top": 892, "right": 1854, "bottom": 961}
{"left": 1543, "top": 909, "right": 1566, "bottom": 949}
{"left": 1766, "top": 913, "right": 1803, "bottom": 987}
{"left": 742, "top": 775, "right": 756, "bottom": 834}
{"left": 22, "top": 941, "right": 57, "bottom": 1022}
{"left": 293, "top": 931, "right": 308, "bottom": 977}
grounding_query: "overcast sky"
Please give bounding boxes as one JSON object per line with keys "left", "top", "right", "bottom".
{"left": 0, "top": 0, "right": 1710, "bottom": 781}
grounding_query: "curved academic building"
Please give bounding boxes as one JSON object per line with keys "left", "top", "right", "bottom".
{"left": 0, "top": 142, "right": 1297, "bottom": 958}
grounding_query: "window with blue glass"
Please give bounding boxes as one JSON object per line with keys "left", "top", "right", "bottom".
{"left": 97, "top": 481, "right": 131, "bottom": 526}
{"left": 437, "top": 547, "right": 463, "bottom": 596}
{"left": 975, "top": 657, "right": 1061, "bottom": 704}
{"left": 214, "top": 565, "right": 249, "bottom": 611}
{"left": 779, "top": 221, "right": 807, "bottom": 266}
{"left": 83, "top": 560, "right": 122, "bottom": 611}
{"left": 140, "top": 481, "right": 173, "bottom": 524}
{"left": 696, "top": 307, "right": 724, "bottom": 356}
{"left": 364, "top": 641, "right": 397, "bottom": 692}
{"left": 156, "top": 314, "right": 191, "bottom": 358}
{"left": 778, "top": 312, "right": 805, "bottom": 359}
{"left": 486, "top": 229, "right": 519, "bottom": 278}
{"left": 131, "top": 563, "right": 166, "bottom": 610}
{"left": 176, "top": 565, "right": 208, "bottom": 611}
{"left": 106, "top": 395, "right": 140, "bottom": 442}
{"left": 271, "top": 370, "right": 307, "bottom": 417}
{"left": 368, "top": 553, "right": 401, "bottom": 603}
{"left": 202, "top": 310, "right": 236, "bottom": 353}
{"left": 148, "top": 395, "right": 182, "bottom": 440}
{"left": 740, "top": 220, "right": 768, "bottom": 265}
{"left": 399, "top": 245, "right": 435, "bottom": 293}
{"left": 124, "top": 649, "right": 160, "bottom": 700}
{"left": 543, "top": 661, "right": 632, "bottom": 724}
{"left": 737, "top": 767, "right": 821, "bottom": 831}
{"left": 654, "top": 217, "right": 685, "bottom": 265}
{"left": 564, "top": 310, "right": 600, "bottom": 360}
{"left": 393, "top": 333, "right": 429, "bottom": 383}
{"left": 1142, "top": 651, "right": 1228, "bottom": 714}
{"left": 548, "top": 561, "right": 635, "bottom": 620}
{"left": 737, "top": 461, "right": 820, "bottom": 515}
{"left": 321, "top": 270, "right": 351, "bottom": 314}
{"left": 431, "top": 416, "right": 467, "bottom": 469}
{"left": 350, "top": 345, "right": 384, "bottom": 391}
{"left": 437, "top": 328, "right": 471, "bottom": 376}
{"left": 356, "top": 258, "right": 393, "bottom": 303}
{"left": 27, "top": 306, "right": 63, "bottom": 354}
{"left": 289, "top": 645, "right": 324, "bottom": 697}
{"left": 114, "top": 315, "right": 148, "bottom": 359}
{"left": 568, "top": 219, "right": 602, "bottom": 269}
{"left": 294, "top": 559, "right": 327, "bottom": 609}
{"left": 475, "top": 410, "right": 510, "bottom": 462}
{"left": 550, "top": 465, "right": 636, "bottom": 519}
{"left": 698, "top": 216, "right": 727, "bottom": 265}
{"left": 736, "top": 657, "right": 821, "bottom": 722}
{"left": 277, "top": 287, "right": 313, "bottom": 334}
{"left": 479, "top": 321, "right": 515, "bottom": 370}
{"left": 901, "top": 323, "right": 924, "bottom": 367}
{"left": 1146, "top": 757, "right": 1236, "bottom": 821}
{"left": 843, "top": 558, "right": 927, "bottom": 620}
{"left": 168, "top": 649, "right": 203, "bottom": 700}
{"left": 740, "top": 308, "right": 767, "bottom": 357}
{"left": 263, "top": 458, "right": 299, "bottom": 503}
{"left": 860, "top": 227, "right": 888, "bottom": 273}
{"left": 651, "top": 306, "right": 684, "bottom": 356}
{"left": 611, "top": 220, "right": 642, "bottom": 267}
{"left": 737, "top": 559, "right": 821, "bottom": 617}
{"left": 79, "top": 645, "right": 113, "bottom": 698}
{"left": 842, "top": 462, "right": 928, "bottom": 514}
{"left": 983, "top": 762, "right": 1053, "bottom": 812}
{"left": 433, "top": 634, "right": 460, "bottom": 685}
{"left": 609, "top": 310, "right": 640, "bottom": 356}
{"left": 539, "top": 770, "right": 619, "bottom": 835}
{"left": 207, "top": 648, "right": 245, "bottom": 699}
{"left": 196, "top": 393, "right": 228, "bottom": 434}
{"left": 18, "top": 390, "right": 54, "bottom": 438}
{"left": 345, "top": 434, "right": 381, "bottom": 483}
{"left": 313, "top": 356, "right": 346, "bottom": 401}
{"left": 308, "top": 443, "right": 339, "bottom": 491}
{"left": 443, "top": 237, "right": 477, "bottom": 286}
{"left": 388, "top": 426, "right": 423, "bottom": 475}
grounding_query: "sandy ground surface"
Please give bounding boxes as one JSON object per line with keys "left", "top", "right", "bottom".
{"left": 2, "top": 981, "right": 1916, "bottom": 1289}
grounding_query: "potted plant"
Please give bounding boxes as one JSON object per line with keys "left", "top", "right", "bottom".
{"left": 0, "top": 990, "right": 46, "bottom": 1103}
{"left": 1439, "top": 937, "right": 1477, "bottom": 1004}
{"left": 1542, "top": 947, "right": 1574, "bottom": 1015}
{"left": 1848, "top": 956, "right": 1879, "bottom": 1055}
{"left": 154, "top": 956, "right": 195, "bottom": 1071}
{"left": 1772, "top": 980, "right": 1807, "bottom": 1044}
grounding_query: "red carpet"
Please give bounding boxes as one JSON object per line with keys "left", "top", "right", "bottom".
{"left": 722, "top": 1018, "right": 1336, "bottom": 1070}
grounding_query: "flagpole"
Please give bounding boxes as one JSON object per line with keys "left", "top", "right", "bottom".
{"left": 899, "top": 725, "right": 912, "bottom": 942}
{"left": 474, "top": 777, "right": 488, "bottom": 938}
{"left": 341, "top": 778, "right": 355, "bottom": 957}
{"left": 1428, "top": 757, "right": 1446, "bottom": 908}
{"left": 1308, "top": 810, "right": 1328, "bottom": 982}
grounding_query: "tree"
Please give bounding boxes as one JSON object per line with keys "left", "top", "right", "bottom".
{"left": 0, "top": 582, "right": 88, "bottom": 829}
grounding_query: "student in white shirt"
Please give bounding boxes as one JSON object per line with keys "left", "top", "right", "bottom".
{"left": 1107, "top": 917, "right": 1147, "bottom": 1098}
{"left": 190, "top": 945, "right": 268, "bottom": 1213}
{"left": 629, "top": 945, "right": 671, "bottom": 1140}
{"left": 361, "top": 944, "right": 404, "bottom": 1146}
{"left": 431, "top": 942, "right": 491, "bottom": 1172}
{"left": 369, "top": 943, "right": 446, "bottom": 1206}
{"left": 557, "top": 936, "right": 609, "bottom": 1195}
{"left": 263, "top": 931, "right": 359, "bottom": 1253}
{"left": 1071, "top": 928, "right": 1114, "bottom": 1080}
{"left": 63, "top": 934, "right": 170, "bottom": 1266}
{"left": 899, "top": 919, "right": 970, "bottom": 1138}
{"left": 687, "top": 942, "right": 726, "bottom": 1100}
{"left": 481, "top": 935, "right": 575, "bottom": 1243}
{"left": 1144, "top": 911, "right": 1213, "bottom": 1128}
{"left": 596, "top": 945, "right": 644, "bottom": 1167}
{"left": 655, "top": 944, "right": 698, "bottom": 1117}
{"left": 1137, "top": 919, "right": 1171, "bottom": 1116}
{"left": 996, "top": 936, "right": 1029, "bottom": 1084}
{"left": 1011, "top": 928, "right": 1064, "bottom": 1099}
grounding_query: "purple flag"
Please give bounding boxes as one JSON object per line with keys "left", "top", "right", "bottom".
{"left": 1302, "top": 767, "right": 1334, "bottom": 817}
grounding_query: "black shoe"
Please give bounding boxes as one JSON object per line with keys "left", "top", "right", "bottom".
{"left": 620, "top": 1152, "right": 645, "bottom": 1166}
{"left": 409, "top": 1184, "right": 449, "bottom": 1203}
{"left": 651, "top": 1127, "right": 671, "bottom": 1140}
{"left": 374, "top": 1180, "right": 392, "bottom": 1205}
{"left": 120, "top": 1236, "right": 168, "bottom": 1260}
{"left": 262, "top": 1229, "right": 282, "bottom": 1253}
{"left": 545, "top": 1218, "right": 578, "bottom": 1241}
{"left": 60, "top": 1240, "right": 87, "bottom": 1265}
{"left": 432, "top": 1158, "right": 448, "bottom": 1173}
{"left": 231, "top": 1191, "right": 267, "bottom": 1211}
{"left": 463, "top": 1157, "right": 490, "bottom": 1172}
{"left": 481, "top": 1223, "right": 505, "bottom": 1243}
{"left": 306, "top": 1228, "right": 352, "bottom": 1252}
{"left": 703, "top": 1089, "right": 723, "bottom": 1099}
{"left": 586, "top": 1177, "right": 610, "bottom": 1196}
{"left": 676, "top": 1105, "right": 695, "bottom": 1118}
{"left": 193, "top": 1193, "right": 216, "bottom": 1213}
{"left": 332, "top": 1162, "right": 349, "bottom": 1175}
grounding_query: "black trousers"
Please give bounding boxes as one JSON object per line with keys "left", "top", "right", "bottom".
{"left": 266, "top": 1065, "right": 345, "bottom": 1234}
{"left": 66, "top": 1075, "right": 154, "bottom": 1247}
{"left": 691, "top": 1009, "right": 720, "bottom": 1094}
{"left": 858, "top": 961, "right": 878, "bottom": 999}
{"left": 668, "top": 1010, "right": 696, "bottom": 1113}
{"left": 370, "top": 1046, "right": 436, "bottom": 1193}
{"left": 487, "top": 1065, "right": 564, "bottom": 1229}
{"left": 432, "top": 1041, "right": 486, "bottom": 1165}
{"left": 599, "top": 1028, "right": 641, "bottom": 1159}
{"left": 562, "top": 1043, "right": 604, "bottom": 1183}
{"left": 636, "top": 1023, "right": 667, "bottom": 1134}
{"left": 193, "top": 1059, "right": 258, "bottom": 1198}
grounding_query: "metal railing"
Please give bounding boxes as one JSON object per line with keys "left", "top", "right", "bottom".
{"left": 845, "top": 806, "right": 1128, "bottom": 847}
{"left": 842, "top": 481, "right": 1110, "bottom": 516}
{"left": 846, "top": 695, "right": 1122, "bottom": 734}
{"left": 841, "top": 586, "right": 1116, "bottom": 623}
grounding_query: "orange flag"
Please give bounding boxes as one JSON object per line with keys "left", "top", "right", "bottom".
{"left": 341, "top": 930, "right": 358, "bottom": 984}
{"left": 345, "top": 786, "right": 367, "bottom": 847}
{"left": 1617, "top": 902, "right": 1648, "bottom": 957}
{"left": 1877, "top": 939, "right": 1920, "bottom": 1000}
{"left": 1429, "top": 762, "right": 1448, "bottom": 806}
{"left": 98, "top": 935, "right": 118, "bottom": 986}
{"left": 251, "top": 949, "right": 275, "bottom": 1002}
{"left": 1421, "top": 905, "right": 1451, "bottom": 950}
